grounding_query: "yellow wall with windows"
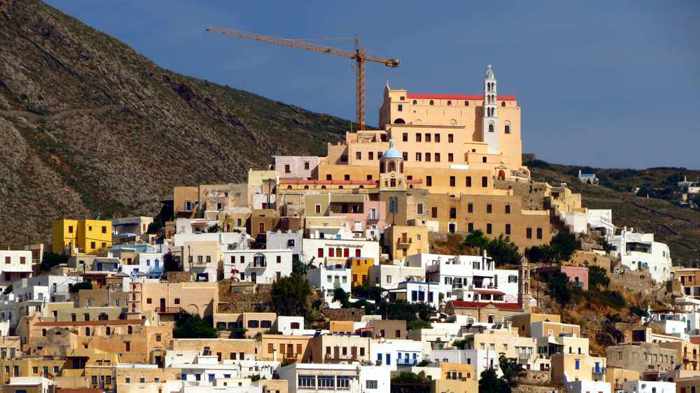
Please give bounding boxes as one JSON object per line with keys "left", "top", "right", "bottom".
{"left": 349, "top": 257, "right": 375, "bottom": 288}
{"left": 52, "top": 219, "right": 112, "bottom": 255}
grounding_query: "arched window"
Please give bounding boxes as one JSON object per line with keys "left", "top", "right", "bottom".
{"left": 447, "top": 100, "right": 452, "bottom": 106}
{"left": 464, "top": 101, "right": 469, "bottom": 106}
{"left": 98, "top": 313, "right": 108, "bottom": 321}
{"left": 488, "top": 123, "right": 494, "bottom": 133}
{"left": 501, "top": 101, "right": 506, "bottom": 107}
{"left": 388, "top": 161, "right": 396, "bottom": 172}
{"left": 504, "top": 121, "right": 511, "bottom": 134}
{"left": 412, "top": 100, "right": 417, "bottom": 105}
{"left": 429, "top": 100, "right": 434, "bottom": 106}
{"left": 394, "top": 118, "right": 405, "bottom": 124}
{"left": 380, "top": 161, "right": 386, "bottom": 173}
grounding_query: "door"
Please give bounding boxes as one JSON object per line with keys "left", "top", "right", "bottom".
{"left": 159, "top": 298, "right": 166, "bottom": 312}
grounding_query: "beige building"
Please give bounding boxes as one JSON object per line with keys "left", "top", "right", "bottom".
{"left": 129, "top": 281, "right": 219, "bottom": 318}
{"left": 383, "top": 225, "right": 429, "bottom": 261}
{"left": 172, "top": 338, "right": 258, "bottom": 361}
{"left": 550, "top": 352, "right": 606, "bottom": 384}
{"left": 432, "top": 362, "right": 477, "bottom": 393}
{"left": 606, "top": 343, "right": 678, "bottom": 373}
{"left": 308, "top": 334, "right": 372, "bottom": 364}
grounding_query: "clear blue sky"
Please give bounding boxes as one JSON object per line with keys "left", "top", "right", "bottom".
{"left": 46, "top": 0, "right": 700, "bottom": 169}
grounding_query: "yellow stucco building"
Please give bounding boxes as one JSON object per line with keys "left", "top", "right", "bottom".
{"left": 52, "top": 219, "right": 112, "bottom": 255}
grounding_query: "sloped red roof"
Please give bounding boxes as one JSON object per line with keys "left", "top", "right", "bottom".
{"left": 449, "top": 300, "right": 522, "bottom": 311}
{"left": 407, "top": 93, "right": 517, "bottom": 101}
{"left": 473, "top": 289, "right": 505, "bottom": 295}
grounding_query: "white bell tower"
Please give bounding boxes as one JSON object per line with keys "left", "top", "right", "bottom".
{"left": 483, "top": 64, "right": 499, "bottom": 154}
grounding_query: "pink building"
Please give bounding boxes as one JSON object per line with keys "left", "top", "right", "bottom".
{"left": 561, "top": 266, "right": 589, "bottom": 290}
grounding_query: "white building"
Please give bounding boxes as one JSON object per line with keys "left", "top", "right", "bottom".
{"left": 566, "top": 380, "right": 611, "bottom": 393}
{"left": 388, "top": 281, "right": 453, "bottom": 309}
{"left": 302, "top": 237, "right": 380, "bottom": 267}
{"left": 278, "top": 362, "right": 390, "bottom": 393}
{"left": 307, "top": 263, "right": 351, "bottom": 306}
{"left": 370, "top": 339, "right": 428, "bottom": 371}
{"left": 368, "top": 263, "right": 425, "bottom": 290}
{"left": 409, "top": 253, "right": 519, "bottom": 303}
{"left": 167, "top": 352, "right": 280, "bottom": 383}
{"left": 0, "top": 250, "right": 33, "bottom": 289}
{"left": 222, "top": 249, "right": 293, "bottom": 284}
{"left": 622, "top": 380, "right": 676, "bottom": 393}
{"left": 430, "top": 348, "right": 501, "bottom": 378}
{"left": 610, "top": 228, "right": 672, "bottom": 283}
{"left": 266, "top": 230, "right": 303, "bottom": 263}
{"left": 275, "top": 316, "right": 320, "bottom": 336}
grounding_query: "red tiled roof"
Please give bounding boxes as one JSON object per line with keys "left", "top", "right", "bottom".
{"left": 406, "top": 93, "right": 516, "bottom": 101}
{"left": 280, "top": 178, "right": 377, "bottom": 186}
{"left": 690, "top": 336, "right": 700, "bottom": 344}
{"left": 449, "top": 300, "right": 522, "bottom": 311}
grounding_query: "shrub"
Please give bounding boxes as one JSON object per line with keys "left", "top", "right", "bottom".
{"left": 271, "top": 274, "right": 312, "bottom": 317}
{"left": 173, "top": 312, "right": 217, "bottom": 338}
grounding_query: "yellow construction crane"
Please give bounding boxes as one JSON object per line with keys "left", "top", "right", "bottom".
{"left": 206, "top": 26, "right": 399, "bottom": 130}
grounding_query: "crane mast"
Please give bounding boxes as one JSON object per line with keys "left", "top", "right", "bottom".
{"left": 206, "top": 27, "right": 399, "bottom": 130}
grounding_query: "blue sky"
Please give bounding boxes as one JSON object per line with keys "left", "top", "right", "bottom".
{"left": 46, "top": 0, "right": 700, "bottom": 169}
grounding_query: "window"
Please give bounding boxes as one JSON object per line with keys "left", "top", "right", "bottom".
{"left": 298, "top": 376, "right": 315, "bottom": 388}
{"left": 448, "top": 134, "right": 454, "bottom": 143}
{"left": 317, "top": 248, "right": 324, "bottom": 258}
{"left": 435, "top": 133, "right": 440, "bottom": 143}
{"left": 402, "top": 152, "right": 408, "bottom": 161}
{"left": 344, "top": 174, "right": 350, "bottom": 181}
{"left": 526, "top": 228, "right": 533, "bottom": 239}
{"left": 537, "top": 228, "right": 543, "bottom": 239}
{"left": 505, "top": 204, "right": 511, "bottom": 214}
{"left": 482, "top": 176, "right": 488, "bottom": 187}
{"left": 466, "top": 176, "right": 472, "bottom": 187}
{"left": 486, "top": 223, "right": 492, "bottom": 234}
{"left": 276, "top": 255, "right": 281, "bottom": 264}
{"left": 416, "top": 134, "right": 421, "bottom": 142}
{"left": 450, "top": 176, "right": 456, "bottom": 187}
{"left": 450, "top": 208, "right": 457, "bottom": 219}
{"left": 435, "top": 153, "right": 440, "bottom": 162}
{"left": 125, "top": 341, "right": 131, "bottom": 352}
{"left": 101, "top": 226, "right": 107, "bottom": 234}
{"left": 415, "top": 152, "right": 422, "bottom": 161}
{"left": 355, "top": 151, "right": 361, "bottom": 160}
{"left": 431, "top": 207, "right": 438, "bottom": 218}
{"left": 467, "top": 203, "right": 474, "bottom": 213}
{"left": 426, "top": 176, "right": 432, "bottom": 186}
{"left": 397, "top": 104, "right": 403, "bottom": 112}
{"left": 482, "top": 156, "right": 487, "bottom": 163}
{"left": 425, "top": 152, "right": 431, "bottom": 162}
{"left": 425, "top": 133, "right": 431, "bottom": 142}
{"left": 366, "top": 380, "right": 378, "bottom": 389}
{"left": 505, "top": 224, "right": 511, "bottom": 235}
{"left": 315, "top": 204, "right": 321, "bottom": 214}
{"left": 68, "top": 225, "right": 74, "bottom": 233}
{"left": 304, "top": 161, "right": 310, "bottom": 170}
{"left": 318, "top": 375, "right": 335, "bottom": 389}
{"left": 402, "top": 132, "right": 408, "bottom": 142}
{"left": 90, "top": 241, "right": 96, "bottom": 249}
{"left": 368, "top": 152, "right": 374, "bottom": 160}
{"left": 489, "top": 123, "right": 494, "bottom": 132}
{"left": 284, "top": 164, "right": 291, "bottom": 173}
{"left": 505, "top": 121, "right": 511, "bottom": 134}
{"left": 429, "top": 100, "right": 434, "bottom": 105}
{"left": 448, "top": 153, "right": 454, "bottom": 162}
{"left": 337, "top": 376, "right": 352, "bottom": 389}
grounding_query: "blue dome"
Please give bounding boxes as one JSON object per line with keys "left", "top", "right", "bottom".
{"left": 382, "top": 139, "right": 402, "bottom": 159}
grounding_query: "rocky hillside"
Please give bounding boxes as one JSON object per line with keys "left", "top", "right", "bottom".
{"left": 527, "top": 159, "right": 700, "bottom": 265}
{"left": 0, "top": 0, "right": 350, "bottom": 247}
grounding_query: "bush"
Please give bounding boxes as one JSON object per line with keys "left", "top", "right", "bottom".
{"left": 69, "top": 281, "right": 92, "bottom": 293}
{"left": 332, "top": 287, "right": 351, "bottom": 308}
{"left": 173, "top": 312, "right": 217, "bottom": 338}
{"left": 595, "top": 290, "right": 626, "bottom": 309}
{"left": 545, "top": 271, "right": 572, "bottom": 306}
{"left": 271, "top": 274, "right": 312, "bottom": 317}
{"left": 462, "top": 230, "right": 489, "bottom": 251}
{"left": 588, "top": 266, "right": 610, "bottom": 290}
{"left": 487, "top": 235, "right": 522, "bottom": 266}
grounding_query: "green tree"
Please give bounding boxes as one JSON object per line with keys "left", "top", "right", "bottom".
{"left": 487, "top": 235, "right": 522, "bottom": 266}
{"left": 499, "top": 355, "right": 525, "bottom": 387}
{"left": 479, "top": 368, "right": 510, "bottom": 393}
{"left": 588, "top": 266, "right": 610, "bottom": 290}
{"left": 69, "top": 281, "right": 93, "bottom": 293}
{"left": 41, "top": 252, "right": 68, "bottom": 272}
{"left": 173, "top": 312, "right": 217, "bottom": 338}
{"left": 463, "top": 230, "right": 489, "bottom": 251}
{"left": 546, "top": 271, "right": 572, "bottom": 306}
{"left": 271, "top": 274, "right": 312, "bottom": 317}
{"left": 550, "top": 232, "right": 578, "bottom": 261}
{"left": 332, "top": 287, "right": 351, "bottom": 308}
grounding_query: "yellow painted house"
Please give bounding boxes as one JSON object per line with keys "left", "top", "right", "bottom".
{"left": 348, "top": 257, "right": 375, "bottom": 288}
{"left": 52, "top": 219, "right": 112, "bottom": 255}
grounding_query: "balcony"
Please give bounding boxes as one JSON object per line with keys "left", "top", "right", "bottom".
{"left": 397, "top": 238, "right": 412, "bottom": 249}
